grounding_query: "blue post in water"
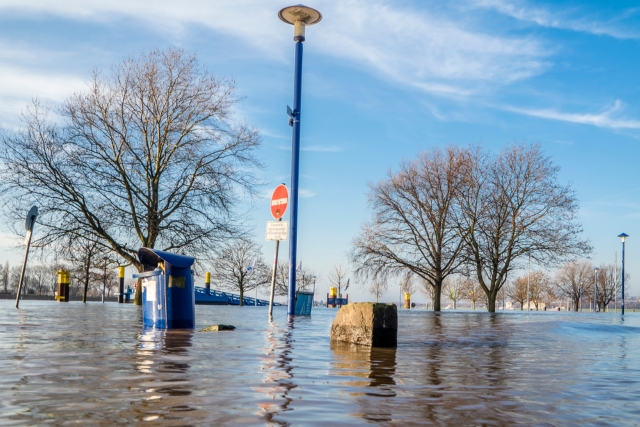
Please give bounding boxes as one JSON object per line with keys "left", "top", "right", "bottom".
{"left": 287, "top": 40, "right": 303, "bottom": 317}
{"left": 619, "top": 233, "right": 628, "bottom": 316}
{"left": 278, "top": 5, "right": 322, "bottom": 317}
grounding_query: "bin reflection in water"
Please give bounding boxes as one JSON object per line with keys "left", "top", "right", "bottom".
{"left": 135, "top": 329, "right": 204, "bottom": 422}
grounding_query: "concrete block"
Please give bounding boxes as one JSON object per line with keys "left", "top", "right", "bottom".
{"left": 330, "top": 302, "right": 397, "bottom": 347}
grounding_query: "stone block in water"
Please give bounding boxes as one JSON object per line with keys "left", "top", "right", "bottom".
{"left": 330, "top": 303, "right": 397, "bottom": 347}
{"left": 201, "top": 324, "right": 236, "bottom": 332}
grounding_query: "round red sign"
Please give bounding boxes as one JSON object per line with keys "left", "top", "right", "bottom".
{"left": 270, "top": 184, "right": 289, "bottom": 219}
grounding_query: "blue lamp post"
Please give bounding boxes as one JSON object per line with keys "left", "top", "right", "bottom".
{"left": 593, "top": 267, "right": 599, "bottom": 313}
{"left": 278, "top": 5, "right": 322, "bottom": 316}
{"left": 618, "top": 233, "right": 628, "bottom": 316}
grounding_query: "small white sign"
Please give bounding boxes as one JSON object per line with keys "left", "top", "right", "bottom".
{"left": 143, "top": 279, "right": 157, "bottom": 302}
{"left": 266, "top": 221, "right": 289, "bottom": 241}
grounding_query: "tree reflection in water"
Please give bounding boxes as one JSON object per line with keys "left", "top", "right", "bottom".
{"left": 135, "top": 329, "right": 202, "bottom": 423}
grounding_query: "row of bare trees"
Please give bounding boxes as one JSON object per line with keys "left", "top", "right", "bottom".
{"left": 403, "top": 259, "right": 629, "bottom": 311}
{"left": 0, "top": 259, "right": 121, "bottom": 299}
{"left": 351, "top": 144, "right": 591, "bottom": 312}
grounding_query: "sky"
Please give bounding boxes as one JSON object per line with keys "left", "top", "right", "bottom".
{"left": 0, "top": 0, "right": 638, "bottom": 304}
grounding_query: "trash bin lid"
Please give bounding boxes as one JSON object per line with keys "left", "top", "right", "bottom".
{"left": 138, "top": 248, "right": 195, "bottom": 269}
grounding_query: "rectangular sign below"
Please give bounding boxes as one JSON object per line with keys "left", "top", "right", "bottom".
{"left": 266, "top": 221, "right": 289, "bottom": 241}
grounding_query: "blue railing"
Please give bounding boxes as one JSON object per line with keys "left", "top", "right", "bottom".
{"left": 194, "top": 286, "right": 284, "bottom": 306}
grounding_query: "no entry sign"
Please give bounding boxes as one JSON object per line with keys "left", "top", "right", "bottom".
{"left": 271, "top": 184, "right": 288, "bottom": 219}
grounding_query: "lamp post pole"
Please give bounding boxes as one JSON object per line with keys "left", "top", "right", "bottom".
{"left": 279, "top": 5, "right": 322, "bottom": 317}
{"left": 618, "top": 233, "right": 628, "bottom": 316}
{"left": 593, "top": 267, "right": 599, "bottom": 313}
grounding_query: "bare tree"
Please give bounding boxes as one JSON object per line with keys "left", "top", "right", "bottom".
{"left": 273, "top": 262, "right": 316, "bottom": 297}
{"left": 351, "top": 147, "right": 468, "bottom": 311}
{"left": 507, "top": 276, "right": 528, "bottom": 310}
{"left": 399, "top": 273, "right": 416, "bottom": 295}
{"left": 542, "top": 280, "right": 558, "bottom": 310}
{"left": 528, "top": 271, "right": 551, "bottom": 311}
{"left": 212, "top": 239, "right": 269, "bottom": 306}
{"left": 9, "top": 266, "right": 21, "bottom": 295}
{"left": 368, "top": 279, "right": 389, "bottom": 302}
{"left": 29, "top": 265, "right": 50, "bottom": 295}
{"left": 0, "top": 48, "right": 262, "bottom": 305}
{"left": 555, "top": 260, "right": 592, "bottom": 311}
{"left": 444, "top": 276, "right": 466, "bottom": 310}
{"left": 327, "top": 264, "right": 349, "bottom": 296}
{"left": 418, "top": 276, "right": 439, "bottom": 309}
{"left": 457, "top": 144, "right": 591, "bottom": 312}
{"left": 596, "top": 264, "right": 630, "bottom": 311}
{"left": 459, "top": 278, "right": 483, "bottom": 310}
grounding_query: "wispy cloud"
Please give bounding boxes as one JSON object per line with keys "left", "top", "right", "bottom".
{"left": 504, "top": 100, "right": 640, "bottom": 130}
{"left": 467, "top": 0, "right": 640, "bottom": 39}
{"left": 298, "top": 189, "right": 316, "bottom": 198}
{"left": 0, "top": 0, "right": 551, "bottom": 97}
{"left": 0, "top": 65, "right": 84, "bottom": 126}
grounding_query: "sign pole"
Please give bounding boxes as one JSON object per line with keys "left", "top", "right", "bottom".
{"left": 267, "top": 184, "right": 289, "bottom": 318}
{"left": 268, "top": 218, "right": 281, "bottom": 318}
{"left": 16, "top": 206, "right": 38, "bottom": 309}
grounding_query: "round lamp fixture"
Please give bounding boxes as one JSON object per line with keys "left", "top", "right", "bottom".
{"left": 278, "top": 4, "right": 322, "bottom": 41}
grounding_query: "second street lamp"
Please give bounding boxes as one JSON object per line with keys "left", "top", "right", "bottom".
{"left": 278, "top": 4, "right": 322, "bottom": 317}
{"left": 618, "top": 233, "right": 628, "bottom": 316}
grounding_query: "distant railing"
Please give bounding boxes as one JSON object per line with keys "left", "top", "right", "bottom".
{"left": 194, "top": 286, "right": 284, "bottom": 306}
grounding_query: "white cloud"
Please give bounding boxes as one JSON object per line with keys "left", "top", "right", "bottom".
{"left": 467, "top": 0, "right": 640, "bottom": 39}
{"left": 298, "top": 188, "right": 316, "bottom": 198}
{"left": 504, "top": 100, "right": 640, "bottom": 130}
{"left": 0, "top": 0, "right": 551, "bottom": 97}
{"left": 0, "top": 65, "right": 84, "bottom": 127}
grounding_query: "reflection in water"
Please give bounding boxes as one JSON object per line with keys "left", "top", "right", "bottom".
{"left": 3, "top": 302, "right": 640, "bottom": 425}
{"left": 134, "top": 328, "right": 196, "bottom": 422}
{"left": 331, "top": 341, "right": 397, "bottom": 422}
{"left": 259, "top": 318, "right": 296, "bottom": 426}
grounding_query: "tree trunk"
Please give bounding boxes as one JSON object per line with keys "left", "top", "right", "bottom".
{"left": 472, "top": 300, "right": 476, "bottom": 310}
{"left": 487, "top": 296, "right": 496, "bottom": 312}
{"left": 82, "top": 254, "right": 91, "bottom": 303}
{"left": 433, "top": 285, "right": 442, "bottom": 311}
{"left": 574, "top": 298, "right": 580, "bottom": 312}
{"left": 239, "top": 288, "right": 244, "bottom": 307}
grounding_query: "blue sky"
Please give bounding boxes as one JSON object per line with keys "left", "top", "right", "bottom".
{"left": 0, "top": 0, "right": 638, "bottom": 303}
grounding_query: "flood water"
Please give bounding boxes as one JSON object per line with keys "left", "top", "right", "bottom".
{"left": 1, "top": 301, "right": 640, "bottom": 426}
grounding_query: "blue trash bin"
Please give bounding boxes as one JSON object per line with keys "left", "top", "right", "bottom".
{"left": 133, "top": 248, "right": 196, "bottom": 329}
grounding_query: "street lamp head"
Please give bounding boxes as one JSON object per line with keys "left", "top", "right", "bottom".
{"left": 618, "top": 232, "right": 629, "bottom": 243}
{"left": 595, "top": 267, "right": 600, "bottom": 273}
{"left": 278, "top": 4, "right": 322, "bottom": 41}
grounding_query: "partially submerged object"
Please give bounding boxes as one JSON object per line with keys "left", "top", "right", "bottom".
{"left": 201, "top": 324, "right": 236, "bottom": 332}
{"left": 330, "top": 302, "right": 397, "bottom": 347}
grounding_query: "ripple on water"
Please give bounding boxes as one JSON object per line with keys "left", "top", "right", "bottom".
{"left": 1, "top": 301, "right": 640, "bottom": 426}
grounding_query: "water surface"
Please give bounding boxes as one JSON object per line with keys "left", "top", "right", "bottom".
{"left": 1, "top": 301, "right": 639, "bottom": 426}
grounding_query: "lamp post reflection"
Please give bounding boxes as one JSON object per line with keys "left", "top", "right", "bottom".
{"left": 259, "top": 318, "right": 297, "bottom": 425}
